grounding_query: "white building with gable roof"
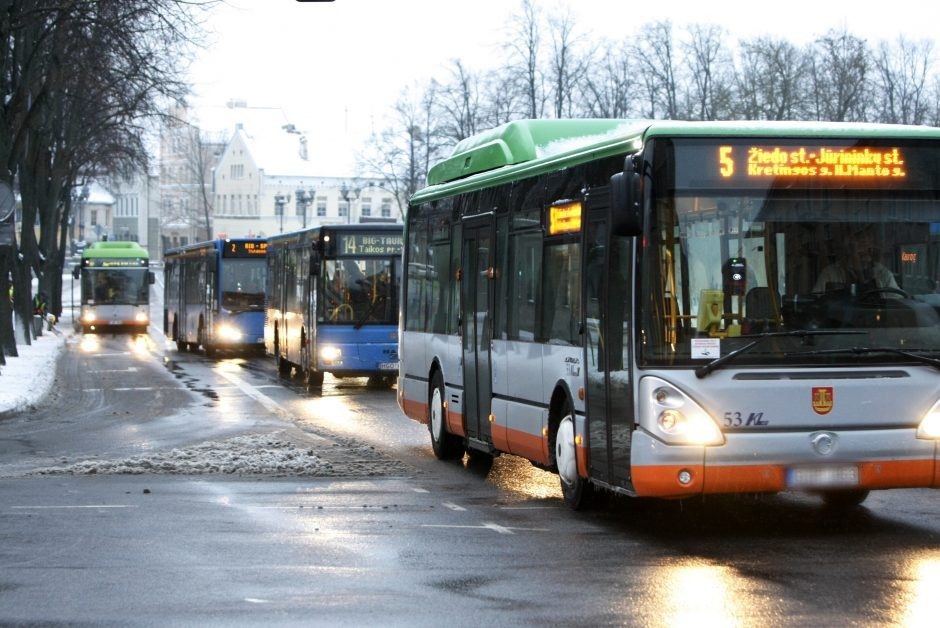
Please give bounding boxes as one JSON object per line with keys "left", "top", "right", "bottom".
{"left": 210, "top": 104, "right": 399, "bottom": 239}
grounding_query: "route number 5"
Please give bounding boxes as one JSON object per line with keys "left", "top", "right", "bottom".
{"left": 719, "top": 146, "right": 734, "bottom": 177}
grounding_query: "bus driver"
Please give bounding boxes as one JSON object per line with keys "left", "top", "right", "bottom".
{"left": 813, "top": 232, "right": 898, "bottom": 293}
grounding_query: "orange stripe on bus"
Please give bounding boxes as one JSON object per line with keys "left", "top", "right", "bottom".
{"left": 401, "top": 398, "right": 427, "bottom": 424}
{"left": 858, "top": 459, "right": 937, "bottom": 488}
{"left": 633, "top": 458, "right": 939, "bottom": 498}
{"left": 503, "top": 425, "right": 549, "bottom": 466}
{"left": 446, "top": 409, "right": 465, "bottom": 438}
{"left": 492, "top": 422, "right": 510, "bottom": 452}
{"left": 577, "top": 443, "right": 589, "bottom": 479}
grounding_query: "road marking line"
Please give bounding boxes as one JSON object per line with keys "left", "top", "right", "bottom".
{"left": 214, "top": 369, "right": 293, "bottom": 420}
{"left": 85, "top": 387, "right": 177, "bottom": 392}
{"left": 482, "top": 521, "right": 514, "bottom": 534}
{"left": 422, "top": 522, "right": 549, "bottom": 534}
{"left": 89, "top": 367, "right": 139, "bottom": 373}
{"left": 210, "top": 370, "right": 330, "bottom": 443}
{"left": 412, "top": 488, "right": 429, "bottom": 493}
{"left": 9, "top": 505, "right": 138, "bottom": 509}
{"left": 244, "top": 598, "right": 269, "bottom": 604}
{"left": 442, "top": 502, "right": 466, "bottom": 511}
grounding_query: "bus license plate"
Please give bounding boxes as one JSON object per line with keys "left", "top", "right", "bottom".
{"left": 787, "top": 465, "right": 859, "bottom": 489}
{"left": 378, "top": 362, "right": 398, "bottom": 371}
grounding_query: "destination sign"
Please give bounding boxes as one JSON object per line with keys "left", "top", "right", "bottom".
{"left": 223, "top": 240, "right": 268, "bottom": 258}
{"left": 672, "top": 138, "right": 940, "bottom": 191}
{"left": 720, "top": 145, "right": 907, "bottom": 179}
{"left": 337, "top": 233, "right": 403, "bottom": 256}
{"left": 548, "top": 201, "right": 582, "bottom": 235}
{"left": 85, "top": 258, "right": 147, "bottom": 268}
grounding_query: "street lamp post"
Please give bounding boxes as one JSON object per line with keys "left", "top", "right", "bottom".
{"left": 295, "top": 188, "right": 314, "bottom": 229}
{"left": 339, "top": 183, "right": 360, "bottom": 225}
{"left": 274, "top": 192, "right": 291, "bottom": 233}
{"left": 76, "top": 184, "right": 90, "bottom": 244}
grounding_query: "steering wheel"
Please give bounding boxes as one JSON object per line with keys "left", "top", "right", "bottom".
{"left": 860, "top": 287, "right": 910, "bottom": 301}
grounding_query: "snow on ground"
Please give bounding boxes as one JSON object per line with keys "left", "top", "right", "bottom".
{"left": 0, "top": 319, "right": 66, "bottom": 418}
{"left": 28, "top": 430, "right": 413, "bottom": 478}
{"left": 1, "top": 275, "right": 413, "bottom": 479}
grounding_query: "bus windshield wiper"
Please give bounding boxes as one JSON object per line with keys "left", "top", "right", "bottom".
{"left": 353, "top": 294, "right": 386, "bottom": 330}
{"left": 785, "top": 346, "right": 940, "bottom": 371}
{"left": 695, "top": 329, "right": 864, "bottom": 379}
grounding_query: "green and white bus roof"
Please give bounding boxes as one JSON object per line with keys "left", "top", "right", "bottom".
{"left": 415, "top": 118, "right": 940, "bottom": 202}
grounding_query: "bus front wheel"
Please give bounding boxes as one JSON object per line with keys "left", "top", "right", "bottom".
{"left": 429, "top": 371, "right": 462, "bottom": 460}
{"left": 556, "top": 409, "right": 593, "bottom": 510}
{"left": 306, "top": 370, "right": 324, "bottom": 390}
{"left": 820, "top": 489, "right": 870, "bottom": 509}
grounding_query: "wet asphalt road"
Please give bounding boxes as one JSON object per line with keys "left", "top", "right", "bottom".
{"left": 0, "top": 326, "right": 938, "bottom": 626}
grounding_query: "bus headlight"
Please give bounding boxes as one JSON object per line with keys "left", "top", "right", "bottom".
{"left": 216, "top": 323, "right": 242, "bottom": 342}
{"left": 320, "top": 345, "right": 342, "bottom": 365}
{"left": 134, "top": 312, "right": 149, "bottom": 323}
{"left": 82, "top": 309, "right": 96, "bottom": 322}
{"left": 640, "top": 377, "right": 724, "bottom": 446}
{"left": 917, "top": 400, "right": 940, "bottom": 439}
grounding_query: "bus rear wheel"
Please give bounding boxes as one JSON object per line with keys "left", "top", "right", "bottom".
{"left": 556, "top": 409, "right": 593, "bottom": 510}
{"left": 429, "top": 371, "right": 462, "bottom": 460}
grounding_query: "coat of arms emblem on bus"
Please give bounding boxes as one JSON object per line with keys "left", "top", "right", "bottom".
{"left": 812, "top": 387, "right": 834, "bottom": 415}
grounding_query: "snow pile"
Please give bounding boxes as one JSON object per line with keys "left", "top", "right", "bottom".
{"left": 29, "top": 430, "right": 413, "bottom": 478}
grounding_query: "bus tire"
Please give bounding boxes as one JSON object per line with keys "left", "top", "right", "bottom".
{"left": 465, "top": 448, "right": 495, "bottom": 474}
{"left": 307, "top": 370, "right": 324, "bottom": 390}
{"left": 277, "top": 355, "right": 292, "bottom": 378}
{"left": 556, "top": 405, "right": 593, "bottom": 510}
{"left": 820, "top": 489, "right": 870, "bottom": 509}
{"left": 198, "top": 324, "right": 214, "bottom": 358}
{"left": 429, "top": 371, "right": 462, "bottom": 460}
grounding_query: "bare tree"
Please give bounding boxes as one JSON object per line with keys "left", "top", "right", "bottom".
{"left": 357, "top": 82, "right": 444, "bottom": 216}
{"left": 504, "top": 0, "right": 546, "bottom": 119}
{"left": 873, "top": 36, "right": 934, "bottom": 124}
{"left": 547, "top": 7, "right": 589, "bottom": 118}
{"left": 807, "top": 28, "right": 871, "bottom": 121}
{"left": 733, "top": 36, "right": 808, "bottom": 120}
{"left": 681, "top": 24, "right": 734, "bottom": 120}
{"left": 479, "top": 68, "right": 526, "bottom": 128}
{"left": 161, "top": 108, "right": 223, "bottom": 242}
{"left": 0, "top": 0, "right": 207, "bottom": 352}
{"left": 631, "top": 21, "right": 681, "bottom": 119}
{"left": 436, "top": 60, "right": 483, "bottom": 143}
{"left": 581, "top": 41, "right": 636, "bottom": 118}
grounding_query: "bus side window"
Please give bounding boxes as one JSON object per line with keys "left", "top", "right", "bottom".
{"left": 508, "top": 231, "right": 540, "bottom": 341}
{"left": 542, "top": 241, "right": 581, "bottom": 345}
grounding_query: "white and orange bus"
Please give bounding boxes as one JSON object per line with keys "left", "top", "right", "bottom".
{"left": 397, "top": 119, "right": 940, "bottom": 509}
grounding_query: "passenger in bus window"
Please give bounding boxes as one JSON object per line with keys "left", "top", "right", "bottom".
{"left": 813, "top": 231, "right": 898, "bottom": 293}
{"left": 94, "top": 274, "right": 109, "bottom": 301}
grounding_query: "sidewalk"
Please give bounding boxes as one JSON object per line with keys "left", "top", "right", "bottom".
{"left": 0, "top": 274, "right": 75, "bottom": 417}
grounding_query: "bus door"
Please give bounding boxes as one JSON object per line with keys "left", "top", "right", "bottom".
{"left": 461, "top": 217, "right": 495, "bottom": 445}
{"left": 205, "top": 252, "right": 217, "bottom": 338}
{"left": 583, "top": 196, "right": 635, "bottom": 490}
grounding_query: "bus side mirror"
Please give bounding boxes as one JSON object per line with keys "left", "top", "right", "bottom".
{"left": 72, "top": 265, "right": 80, "bottom": 280}
{"left": 148, "top": 271, "right": 155, "bottom": 285}
{"left": 610, "top": 170, "right": 642, "bottom": 236}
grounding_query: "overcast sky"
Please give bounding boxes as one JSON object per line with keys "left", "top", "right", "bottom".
{"left": 187, "top": 0, "right": 940, "bottom": 160}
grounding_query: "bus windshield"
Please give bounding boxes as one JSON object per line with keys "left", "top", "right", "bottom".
{"left": 83, "top": 269, "right": 150, "bottom": 305}
{"left": 221, "top": 258, "right": 266, "bottom": 311}
{"left": 319, "top": 258, "right": 399, "bottom": 324}
{"left": 640, "top": 139, "right": 940, "bottom": 369}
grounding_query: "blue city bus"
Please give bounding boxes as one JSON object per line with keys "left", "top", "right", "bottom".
{"left": 265, "top": 224, "right": 403, "bottom": 388}
{"left": 164, "top": 238, "right": 267, "bottom": 356}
